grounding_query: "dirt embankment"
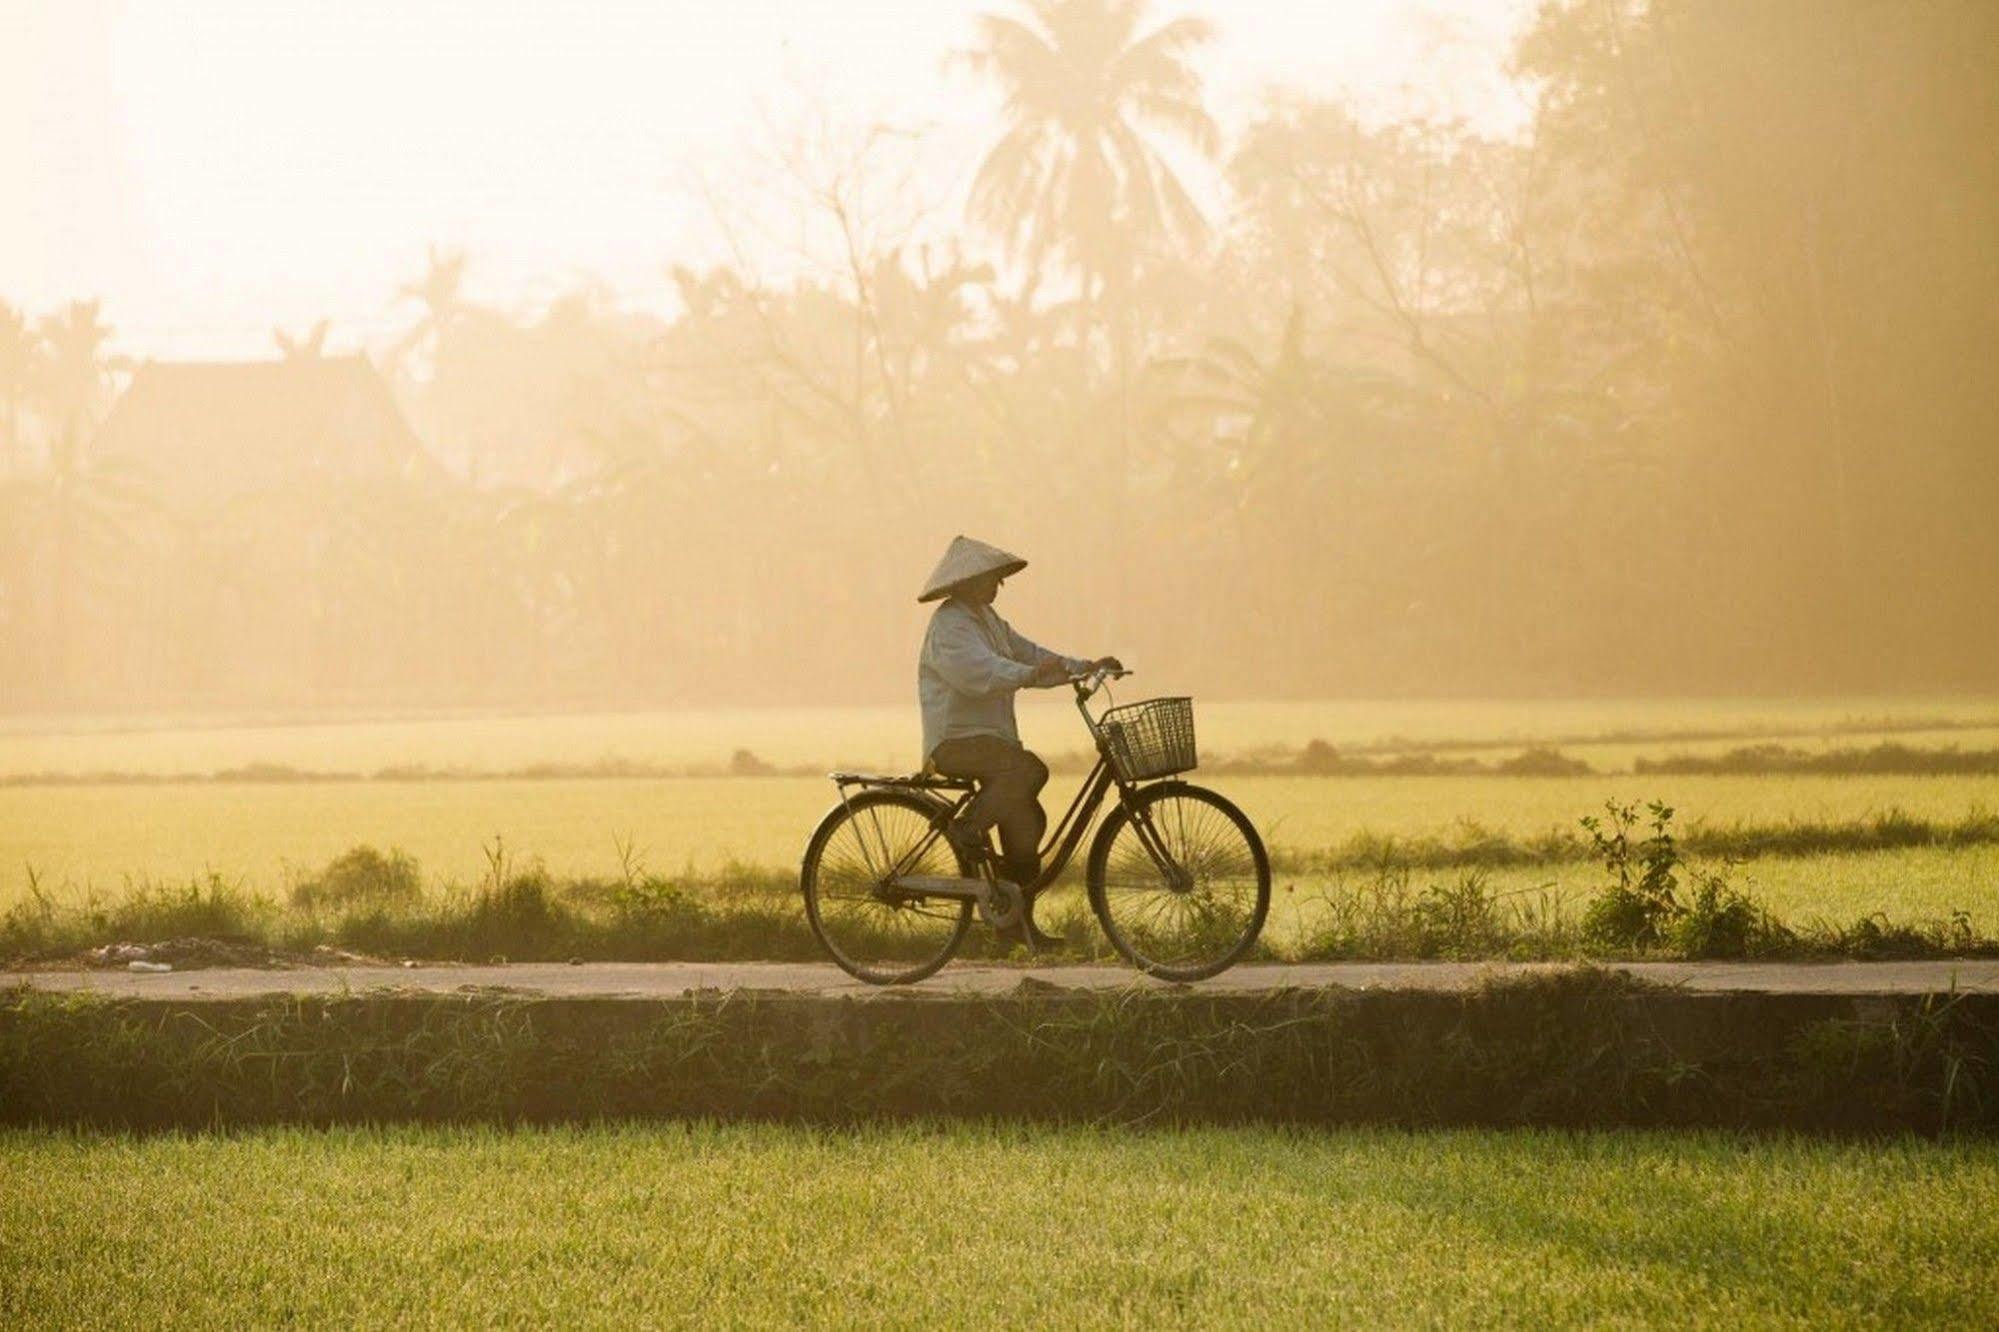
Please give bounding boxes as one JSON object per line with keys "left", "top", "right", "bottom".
{"left": 6, "top": 968, "right": 1997, "bottom": 1133}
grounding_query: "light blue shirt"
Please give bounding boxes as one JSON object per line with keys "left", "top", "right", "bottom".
{"left": 918, "top": 598, "right": 1088, "bottom": 762}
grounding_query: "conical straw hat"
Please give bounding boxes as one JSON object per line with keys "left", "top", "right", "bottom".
{"left": 917, "top": 535, "right": 1028, "bottom": 602}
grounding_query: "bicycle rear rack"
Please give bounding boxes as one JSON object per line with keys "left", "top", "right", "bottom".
{"left": 830, "top": 771, "right": 976, "bottom": 792}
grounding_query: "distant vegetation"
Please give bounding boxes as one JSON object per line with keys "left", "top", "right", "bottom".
{"left": 3, "top": 0, "right": 1997, "bottom": 714}
{"left": 1231, "top": 740, "right": 1999, "bottom": 779}
{"left": 1636, "top": 744, "right": 1999, "bottom": 777}
{"left": 12, "top": 739, "right": 1999, "bottom": 784}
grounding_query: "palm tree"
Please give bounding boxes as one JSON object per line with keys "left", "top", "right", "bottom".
{"left": 395, "top": 244, "right": 469, "bottom": 372}
{"left": 957, "top": 2, "right": 1218, "bottom": 631}
{"left": 955, "top": 0, "right": 1219, "bottom": 298}
{"left": 37, "top": 300, "right": 117, "bottom": 442}
{"left": 0, "top": 302, "right": 38, "bottom": 476}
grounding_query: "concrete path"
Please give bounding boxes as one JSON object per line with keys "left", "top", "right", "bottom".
{"left": 9, "top": 959, "right": 1999, "bottom": 1000}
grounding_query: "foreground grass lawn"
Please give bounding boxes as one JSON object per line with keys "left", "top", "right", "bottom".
{"left": 4, "top": 1125, "right": 1995, "bottom": 1327}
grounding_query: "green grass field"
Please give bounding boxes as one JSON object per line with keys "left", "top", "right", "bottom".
{"left": 3, "top": 1124, "right": 1994, "bottom": 1327}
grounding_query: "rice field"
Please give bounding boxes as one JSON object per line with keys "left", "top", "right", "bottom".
{"left": 4, "top": 699, "right": 1998, "bottom": 931}
{"left": 1260, "top": 843, "right": 1999, "bottom": 941}
{"left": 4, "top": 1124, "right": 1994, "bottom": 1328}
{"left": 6, "top": 695, "right": 1998, "bottom": 778}
{"left": 5, "top": 772, "right": 1999, "bottom": 922}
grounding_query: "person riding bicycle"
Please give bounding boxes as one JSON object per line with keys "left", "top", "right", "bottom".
{"left": 917, "top": 535, "right": 1120, "bottom": 946}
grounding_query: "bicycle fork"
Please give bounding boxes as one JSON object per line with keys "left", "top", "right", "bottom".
{"left": 1121, "top": 799, "right": 1195, "bottom": 893}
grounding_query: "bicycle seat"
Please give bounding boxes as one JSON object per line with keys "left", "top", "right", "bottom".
{"left": 830, "top": 771, "right": 978, "bottom": 791}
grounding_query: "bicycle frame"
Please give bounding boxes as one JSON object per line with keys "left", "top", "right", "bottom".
{"left": 834, "top": 669, "right": 1184, "bottom": 897}
{"left": 913, "top": 748, "right": 1116, "bottom": 893}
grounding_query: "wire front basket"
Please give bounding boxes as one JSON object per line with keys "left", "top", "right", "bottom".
{"left": 1098, "top": 696, "right": 1197, "bottom": 781}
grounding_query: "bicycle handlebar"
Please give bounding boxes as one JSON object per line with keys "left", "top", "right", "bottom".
{"left": 1068, "top": 665, "right": 1131, "bottom": 699}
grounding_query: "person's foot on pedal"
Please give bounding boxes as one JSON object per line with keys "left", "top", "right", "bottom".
{"left": 941, "top": 819, "right": 986, "bottom": 871}
{"left": 1018, "top": 892, "right": 1064, "bottom": 951}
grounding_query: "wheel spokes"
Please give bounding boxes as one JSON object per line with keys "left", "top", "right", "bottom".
{"left": 809, "top": 798, "right": 969, "bottom": 980}
{"left": 1099, "top": 794, "right": 1262, "bottom": 970}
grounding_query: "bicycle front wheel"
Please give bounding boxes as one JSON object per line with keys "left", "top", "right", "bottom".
{"left": 1086, "top": 782, "right": 1270, "bottom": 982}
{"left": 801, "top": 789, "right": 973, "bottom": 985}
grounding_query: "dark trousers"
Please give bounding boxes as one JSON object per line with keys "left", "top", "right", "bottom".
{"left": 930, "top": 734, "right": 1050, "bottom": 887}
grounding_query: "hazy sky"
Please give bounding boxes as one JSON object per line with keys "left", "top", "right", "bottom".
{"left": 2, "top": 0, "right": 1532, "bottom": 361}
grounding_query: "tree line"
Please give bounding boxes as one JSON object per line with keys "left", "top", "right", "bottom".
{"left": 2, "top": 0, "right": 1995, "bottom": 715}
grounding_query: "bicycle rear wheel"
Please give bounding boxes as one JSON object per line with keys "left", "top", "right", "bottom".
{"left": 801, "top": 789, "right": 973, "bottom": 985}
{"left": 1086, "top": 782, "right": 1270, "bottom": 982}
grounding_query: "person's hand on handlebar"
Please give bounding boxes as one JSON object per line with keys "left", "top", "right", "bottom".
{"left": 1032, "top": 656, "right": 1124, "bottom": 686}
{"left": 1030, "top": 657, "right": 1073, "bottom": 686}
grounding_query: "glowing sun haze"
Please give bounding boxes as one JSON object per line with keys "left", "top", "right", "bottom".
{"left": 3, "top": 0, "right": 1531, "bottom": 360}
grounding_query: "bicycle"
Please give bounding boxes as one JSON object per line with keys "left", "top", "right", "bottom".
{"left": 799, "top": 667, "right": 1270, "bottom": 984}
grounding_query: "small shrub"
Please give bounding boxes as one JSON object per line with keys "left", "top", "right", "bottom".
{"left": 290, "top": 846, "right": 424, "bottom": 911}
{"left": 611, "top": 877, "right": 694, "bottom": 920}
{"left": 1410, "top": 871, "right": 1506, "bottom": 957}
{"left": 1579, "top": 890, "right": 1652, "bottom": 952}
{"left": 1579, "top": 801, "right": 1682, "bottom": 949}
{"left": 467, "top": 867, "right": 567, "bottom": 938}
{"left": 1579, "top": 802, "right": 1787, "bottom": 958}
{"left": 1669, "top": 866, "right": 1787, "bottom": 958}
